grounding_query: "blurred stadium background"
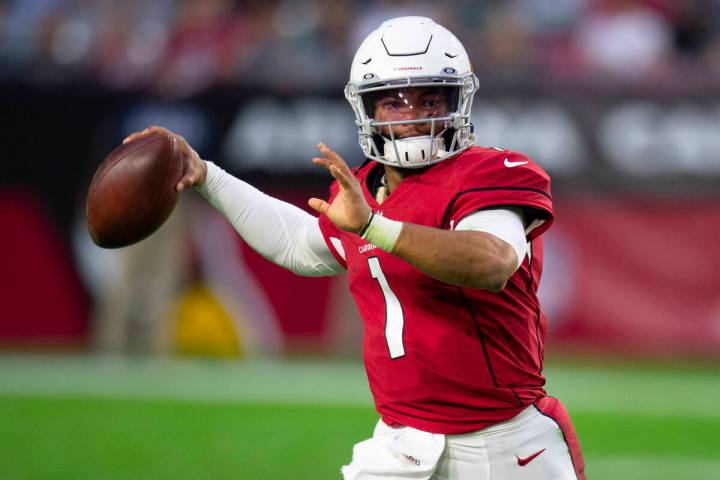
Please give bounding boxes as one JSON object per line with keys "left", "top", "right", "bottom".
{"left": 0, "top": 0, "right": 719, "bottom": 479}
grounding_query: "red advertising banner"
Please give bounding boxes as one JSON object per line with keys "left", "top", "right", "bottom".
{"left": 540, "top": 194, "right": 720, "bottom": 356}
{"left": 0, "top": 190, "right": 88, "bottom": 343}
{"left": 2, "top": 188, "right": 718, "bottom": 357}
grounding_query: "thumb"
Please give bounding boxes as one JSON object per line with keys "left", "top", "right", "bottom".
{"left": 176, "top": 174, "right": 195, "bottom": 192}
{"left": 308, "top": 198, "right": 330, "bottom": 216}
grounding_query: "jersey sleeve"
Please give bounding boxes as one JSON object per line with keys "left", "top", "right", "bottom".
{"left": 442, "top": 152, "right": 554, "bottom": 241}
{"left": 317, "top": 181, "right": 348, "bottom": 270}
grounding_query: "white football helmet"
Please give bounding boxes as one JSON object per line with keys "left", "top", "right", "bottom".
{"left": 345, "top": 16, "right": 478, "bottom": 169}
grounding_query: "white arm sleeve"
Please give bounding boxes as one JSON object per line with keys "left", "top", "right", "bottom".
{"left": 195, "top": 161, "right": 344, "bottom": 277}
{"left": 455, "top": 208, "right": 528, "bottom": 270}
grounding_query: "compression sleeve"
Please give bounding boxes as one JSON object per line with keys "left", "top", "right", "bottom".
{"left": 455, "top": 208, "right": 528, "bottom": 270}
{"left": 195, "top": 161, "right": 344, "bottom": 277}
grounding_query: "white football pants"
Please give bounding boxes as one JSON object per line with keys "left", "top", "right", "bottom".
{"left": 341, "top": 398, "right": 585, "bottom": 480}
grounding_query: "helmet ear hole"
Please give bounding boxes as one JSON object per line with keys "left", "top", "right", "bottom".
{"left": 442, "top": 128, "right": 455, "bottom": 151}
{"left": 371, "top": 134, "right": 385, "bottom": 156}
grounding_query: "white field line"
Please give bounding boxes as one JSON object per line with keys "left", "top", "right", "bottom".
{"left": 0, "top": 355, "right": 374, "bottom": 406}
{"left": 0, "top": 355, "right": 718, "bottom": 418}
{"left": 585, "top": 455, "right": 720, "bottom": 480}
{"left": 543, "top": 367, "right": 720, "bottom": 419}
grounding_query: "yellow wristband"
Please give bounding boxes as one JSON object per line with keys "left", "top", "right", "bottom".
{"left": 361, "top": 214, "right": 403, "bottom": 252}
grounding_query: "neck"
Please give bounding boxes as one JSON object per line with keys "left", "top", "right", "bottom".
{"left": 383, "top": 164, "right": 424, "bottom": 194}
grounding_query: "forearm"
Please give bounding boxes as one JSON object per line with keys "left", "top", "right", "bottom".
{"left": 392, "top": 223, "right": 517, "bottom": 291}
{"left": 196, "top": 162, "right": 343, "bottom": 276}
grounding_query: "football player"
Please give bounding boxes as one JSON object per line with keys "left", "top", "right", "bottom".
{"left": 126, "top": 16, "right": 585, "bottom": 480}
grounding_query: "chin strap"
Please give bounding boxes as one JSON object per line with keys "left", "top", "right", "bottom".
{"left": 382, "top": 135, "right": 447, "bottom": 168}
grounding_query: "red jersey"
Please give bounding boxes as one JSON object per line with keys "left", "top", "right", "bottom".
{"left": 318, "top": 146, "right": 554, "bottom": 434}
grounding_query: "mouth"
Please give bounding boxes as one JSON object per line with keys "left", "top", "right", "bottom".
{"left": 390, "top": 125, "right": 431, "bottom": 139}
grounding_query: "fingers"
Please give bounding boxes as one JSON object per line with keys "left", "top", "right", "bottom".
{"left": 122, "top": 125, "right": 173, "bottom": 144}
{"left": 317, "top": 143, "right": 352, "bottom": 172}
{"left": 308, "top": 198, "right": 330, "bottom": 216}
{"left": 328, "top": 164, "right": 354, "bottom": 190}
{"left": 313, "top": 156, "right": 358, "bottom": 195}
{"left": 122, "top": 132, "right": 142, "bottom": 144}
{"left": 123, "top": 126, "right": 153, "bottom": 144}
{"left": 312, "top": 156, "right": 331, "bottom": 171}
{"left": 313, "top": 143, "right": 356, "bottom": 182}
{"left": 120, "top": 125, "right": 204, "bottom": 193}
{"left": 317, "top": 142, "right": 344, "bottom": 163}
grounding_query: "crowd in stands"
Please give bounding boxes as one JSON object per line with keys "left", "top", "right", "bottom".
{"left": 1, "top": 0, "right": 719, "bottom": 95}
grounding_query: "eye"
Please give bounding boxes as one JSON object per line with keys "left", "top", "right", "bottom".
{"left": 423, "top": 97, "right": 443, "bottom": 108}
{"left": 380, "top": 99, "right": 404, "bottom": 110}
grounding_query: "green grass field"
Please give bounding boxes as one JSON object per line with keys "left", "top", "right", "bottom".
{"left": 0, "top": 355, "right": 718, "bottom": 479}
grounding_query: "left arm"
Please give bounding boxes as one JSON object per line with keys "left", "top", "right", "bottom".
{"left": 309, "top": 144, "right": 520, "bottom": 291}
{"left": 393, "top": 225, "right": 518, "bottom": 291}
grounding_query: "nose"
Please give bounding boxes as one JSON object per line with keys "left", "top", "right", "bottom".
{"left": 394, "top": 105, "right": 423, "bottom": 123}
{"left": 385, "top": 103, "right": 412, "bottom": 118}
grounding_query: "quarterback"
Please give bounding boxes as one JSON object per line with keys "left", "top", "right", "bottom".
{"left": 126, "top": 16, "right": 585, "bottom": 480}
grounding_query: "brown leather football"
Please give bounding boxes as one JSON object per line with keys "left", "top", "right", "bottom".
{"left": 86, "top": 131, "right": 183, "bottom": 248}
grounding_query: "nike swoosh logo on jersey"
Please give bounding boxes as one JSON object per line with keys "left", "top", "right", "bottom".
{"left": 516, "top": 448, "right": 546, "bottom": 466}
{"left": 504, "top": 158, "right": 529, "bottom": 168}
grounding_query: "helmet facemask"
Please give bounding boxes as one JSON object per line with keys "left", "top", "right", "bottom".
{"left": 346, "top": 73, "right": 478, "bottom": 169}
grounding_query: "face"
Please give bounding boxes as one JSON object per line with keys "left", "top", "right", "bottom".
{"left": 368, "top": 87, "right": 456, "bottom": 138}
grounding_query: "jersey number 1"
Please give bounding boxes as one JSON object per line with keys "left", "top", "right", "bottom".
{"left": 368, "top": 257, "right": 405, "bottom": 359}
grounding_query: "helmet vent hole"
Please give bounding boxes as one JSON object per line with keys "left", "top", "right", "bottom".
{"left": 361, "top": 58, "right": 372, "bottom": 65}
{"left": 445, "top": 52, "right": 459, "bottom": 59}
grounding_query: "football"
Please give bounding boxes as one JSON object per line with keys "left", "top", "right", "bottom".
{"left": 86, "top": 131, "right": 183, "bottom": 248}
